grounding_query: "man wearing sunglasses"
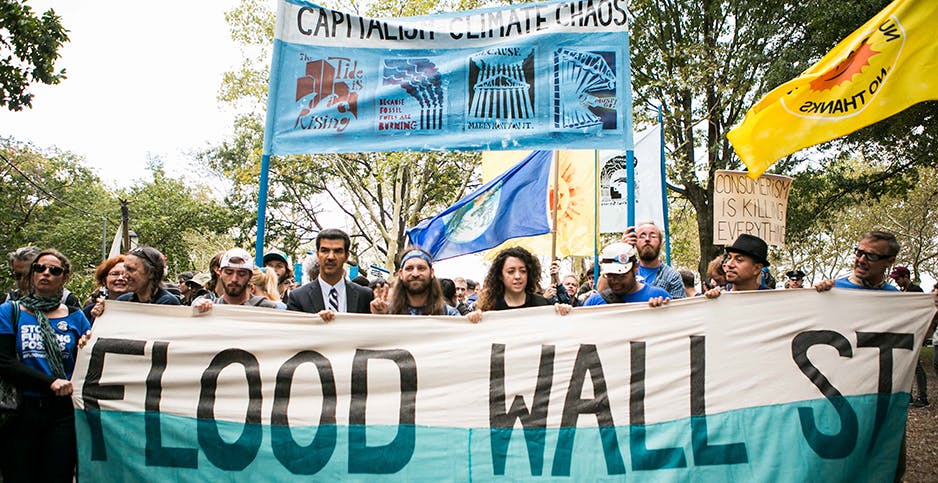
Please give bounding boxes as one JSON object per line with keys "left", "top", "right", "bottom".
{"left": 5, "top": 246, "right": 80, "bottom": 308}
{"left": 814, "top": 231, "right": 900, "bottom": 292}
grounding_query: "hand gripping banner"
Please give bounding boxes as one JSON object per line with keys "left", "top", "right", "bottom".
{"left": 72, "top": 290, "right": 934, "bottom": 480}
{"left": 262, "top": 0, "right": 633, "bottom": 155}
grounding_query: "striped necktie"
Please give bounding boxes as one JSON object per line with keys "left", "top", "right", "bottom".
{"left": 329, "top": 287, "right": 339, "bottom": 311}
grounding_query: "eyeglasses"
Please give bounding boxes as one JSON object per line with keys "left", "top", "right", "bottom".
{"left": 854, "top": 248, "right": 890, "bottom": 262}
{"left": 32, "top": 263, "right": 65, "bottom": 276}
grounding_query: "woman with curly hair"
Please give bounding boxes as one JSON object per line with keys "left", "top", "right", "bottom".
{"left": 467, "top": 246, "right": 572, "bottom": 323}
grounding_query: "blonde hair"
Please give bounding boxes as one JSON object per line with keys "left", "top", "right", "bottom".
{"left": 251, "top": 268, "right": 282, "bottom": 302}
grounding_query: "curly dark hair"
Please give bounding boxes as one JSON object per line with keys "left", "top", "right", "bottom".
{"left": 479, "top": 246, "right": 541, "bottom": 312}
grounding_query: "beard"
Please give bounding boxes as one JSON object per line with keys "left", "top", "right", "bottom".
{"left": 404, "top": 277, "right": 430, "bottom": 295}
{"left": 638, "top": 244, "right": 659, "bottom": 262}
{"left": 224, "top": 281, "right": 247, "bottom": 298}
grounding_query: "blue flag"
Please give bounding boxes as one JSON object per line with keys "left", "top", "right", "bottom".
{"left": 407, "top": 150, "right": 552, "bottom": 260}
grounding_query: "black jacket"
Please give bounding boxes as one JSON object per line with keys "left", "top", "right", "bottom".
{"left": 287, "top": 279, "right": 373, "bottom": 314}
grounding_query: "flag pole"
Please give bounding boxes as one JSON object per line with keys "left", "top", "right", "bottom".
{"left": 550, "top": 150, "right": 559, "bottom": 264}
{"left": 626, "top": 149, "right": 636, "bottom": 226}
{"left": 254, "top": 154, "right": 272, "bottom": 267}
{"left": 256, "top": 9, "right": 286, "bottom": 268}
{"left": 593, "top": 149, "right": 600, "bottom": 288}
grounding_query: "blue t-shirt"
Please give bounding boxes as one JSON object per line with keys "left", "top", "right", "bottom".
{"left": 638, "top": 265, "right": 660, "bottom": 285}
{"left": 583, "top": 284, "right": 672, "bottom": 305}
{"left": 0, "top": 302, "right": 91, "bottom": 387}
{"left": 833, "top": 276, "right": 900, "bottom": 291}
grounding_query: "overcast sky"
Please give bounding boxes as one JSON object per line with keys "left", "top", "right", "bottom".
{"left": 0, "top": 1, "right": 246, "bottom": 186}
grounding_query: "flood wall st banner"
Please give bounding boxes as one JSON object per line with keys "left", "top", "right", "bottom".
{"left": 72, "top": 291, "right": 935, "bottom": 481}
{"left": 263, "top": 0, "right": 632, "bottom": 155}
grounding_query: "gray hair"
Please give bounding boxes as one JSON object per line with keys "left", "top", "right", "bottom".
{"left": 861, "top": 231, "right": 900, "bottom": 257}
{"left": 303, "top": 253, "right": 320, "bottom": 281}
{"left": 9, "top": 246, "right": 41, "bottom": 265}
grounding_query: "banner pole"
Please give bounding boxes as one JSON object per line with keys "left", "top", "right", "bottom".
{"left": 626, "top": 149, "right": 636, "bottom": 227}
{"left": 593, "top": 149, "right": 600, "bottom": 288}
{"left": 257, "top": 1, "right": 286, "bottom": 268}
{"left": 255, "top": 154, "right": 272, "bottom": 267}
{"left": 550, "top": 150, "right": 559, "bottom": 264}
{"left": 659, "top": 106, "right": 672, "bottom": 265}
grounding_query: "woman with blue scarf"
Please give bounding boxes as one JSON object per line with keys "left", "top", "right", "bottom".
{"left": 0, "top": 249, "right": 91, "bottom": 481}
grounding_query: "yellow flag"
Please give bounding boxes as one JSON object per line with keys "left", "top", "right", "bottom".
{"left": 481, "top": 151, "right": 596, "bottom": 258}
{"left": 728, "top": 0, "right": 938, "bottom": 179}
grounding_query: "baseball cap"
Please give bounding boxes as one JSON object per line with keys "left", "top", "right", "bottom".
{"left": 600, "top": 243, "right": 637, "bottom": 275}
{"left": 889, "top": 266, "right": 910, "bottom": 279}
{"left": 186, "top": 272, "right": 211, "bottom": 287}
{"left": 220, "top": 248, "right": 254, "bottom": 271}
{"left": 263, "top": 249, "right": 290, "bottom": 266}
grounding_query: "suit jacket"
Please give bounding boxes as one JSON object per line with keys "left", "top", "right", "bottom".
{"left": 287, "top": 279, "right": 373, "bottom": 314}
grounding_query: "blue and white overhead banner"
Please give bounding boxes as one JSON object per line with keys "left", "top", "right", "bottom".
{"left": 262, "top": 0, "right": 632, "bottom": 155}
{"left": 73, "top": 291, "right": 933, "bottom": 480}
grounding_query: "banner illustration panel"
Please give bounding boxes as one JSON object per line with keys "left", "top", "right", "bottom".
{"left": 264, "top": 0, "right": 633, "bottom": 154}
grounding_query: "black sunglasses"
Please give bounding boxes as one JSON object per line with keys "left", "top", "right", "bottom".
{"left": 854, "top": 247, "right": 889, "bottom": 262}
{"left": 32, "top": 263, "right": 65, "bottom": 276}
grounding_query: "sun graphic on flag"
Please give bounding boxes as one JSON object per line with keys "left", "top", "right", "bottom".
{"left": 809, "top": 38, "right": 878, "bottom": 92}
{"left": 549, "top": 158, "right": 585, "bottom": 223}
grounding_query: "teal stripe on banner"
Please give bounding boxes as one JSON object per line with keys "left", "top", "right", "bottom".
{"left": 77, "top": 393, "right": 909, "bottom": 481}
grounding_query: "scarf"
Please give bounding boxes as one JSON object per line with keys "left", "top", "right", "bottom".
{"left": 18, "top": 294, "right": 67, "bottom": 379}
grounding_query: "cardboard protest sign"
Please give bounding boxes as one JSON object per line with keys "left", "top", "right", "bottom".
{"left": 73, "top": 291, "right": 933, "bottom": 480}
{"left": 713, "top": 169, "right": 793, "bottom": 246}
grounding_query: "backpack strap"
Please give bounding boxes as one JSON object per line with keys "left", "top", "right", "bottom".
{"left": 10, "top": 302, "right": 21, "bottom": 360}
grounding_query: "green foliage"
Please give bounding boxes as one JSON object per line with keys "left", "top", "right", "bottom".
{"left": 1, "top": 139, "right": 237, "bottom": 301}
{"left": 777, "top": 160, "right": 938, "bottom": 284}
{"left": 0, "top": 138, "right": 111, "bottom": 295}
{"left": 206, "top": 0, "right": 486, "bottom": 268}
{"left": 666, "top": 196, "right": 701, "bottom": 274}
{"left": 0, "top": 0, "right": 69, "bottom": 110}
{"left": 117, "top": 165, "right": 237, "bottom": 276}
{"left": 631, "top": 0, "right": 935, "bottom": 277}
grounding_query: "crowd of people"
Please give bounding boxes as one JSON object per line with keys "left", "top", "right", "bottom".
{"left": 0, "top": 223, "right": 936, "bottom": 480}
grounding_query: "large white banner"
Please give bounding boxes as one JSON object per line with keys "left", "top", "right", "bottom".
{"left": 73, "top": 291, "right": 934, "bottom": 480}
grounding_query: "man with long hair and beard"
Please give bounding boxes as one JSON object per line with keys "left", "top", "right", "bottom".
{"left": 370, "top": 248, "right": 459, "bottom": 316}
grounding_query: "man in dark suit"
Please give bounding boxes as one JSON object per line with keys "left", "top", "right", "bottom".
{"left": 287, "top": 229, "right": 373, "bottom": 319}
